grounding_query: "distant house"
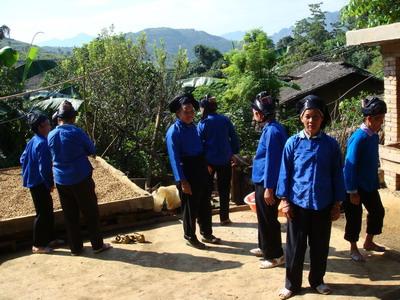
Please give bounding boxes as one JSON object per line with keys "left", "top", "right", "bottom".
{"left": 279, "top": 61, "right": 383, "bottom": 112}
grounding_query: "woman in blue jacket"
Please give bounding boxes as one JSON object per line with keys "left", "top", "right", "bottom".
{"left": 48, "top": 101, "right": 111, "bottom": 256}
{"left": 20, "top": 113, "right": 58, "bottom": 254}
{"left": 166, "top": 94, "right": 221, "bottom": 250}
{"left": 197, "top": 95, "right": 239, "bottom": 225}
{"left": 277, "top": 95, "right": 344, "bottom": 299}
{"left": 250, "top": 91, "right": 288, "bottom": 269}
{"left": 343, "top": 96, "right": 387, "bottom": 262}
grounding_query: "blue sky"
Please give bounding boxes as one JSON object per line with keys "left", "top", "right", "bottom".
{"left": 2, "top": 0, "right": 349, "bottom": 43}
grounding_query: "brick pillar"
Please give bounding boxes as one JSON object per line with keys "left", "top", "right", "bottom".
{"left": 383, "top": 55, "right": 400, "bottom": 189}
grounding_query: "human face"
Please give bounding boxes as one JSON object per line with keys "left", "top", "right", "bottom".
{"left": 366, "top": 114, "right": 385, "bottom": 133}
{"left": 177, "top": 104, "right": 195, "bottom": 124}
{"left": 300, "top": 109, "right": 324, "bottom": 137}
{"left": 38, "top": 119, "right": 51, "bottom": 137}
{"left": 252, "top": 109, "right": 264, "bottom": 123}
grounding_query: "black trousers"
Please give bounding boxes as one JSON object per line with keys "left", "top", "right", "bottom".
{"left": 30, "top": 184, "right": 55, "bottom": 247}
{"left": 207, "top": 163, "right": 232, "bottom": 222}
{"left": 285, "top": 205, "right": 332, "bottom": 292}
{"left": 254, "top": 184, "right": 283, "bottom": 259}
{"left": 56, "top": 176, "right": 103, "bottom": 253}
{"left": 344, "top": 189, "right": 384, "bottom": 242}
{"left": 178, "top": 155, "right": 213, "bottom": 241}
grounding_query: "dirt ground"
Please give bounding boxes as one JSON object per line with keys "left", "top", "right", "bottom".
{"left": 0, "top": 189, "right": 399, "bottom": 300}
{"left": 0, "top": 158, "right": 142, "bottom": 220}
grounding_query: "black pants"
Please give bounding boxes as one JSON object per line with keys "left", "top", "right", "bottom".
{"left": 344, "top": 189, "right": 384, "bottom": 242}
{"left": 30, "top": 184, "right": 55, "bottom": 247}
{"left": 285, "top": 204, "right": 332, "bottom": 292}
{"left": 207, "top": 163, "right": 232, "bottom": 222}
{"left": 57, "top": 176, "right": 103, "bottom": 253}
{"left": 178, "top": 155, "right": 213, "bottom": 241}
{"left": 254, "top": 184, "right": 283, "bottom": 259}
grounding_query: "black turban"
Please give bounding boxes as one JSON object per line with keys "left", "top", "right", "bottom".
{"left": 362, "top": 96, "right": 387, "bottom": 116}
{"left": 296, "top": 95, "right": 330, "bottom": 128}
{"left": 168, "top": 93, "right": 199, "bottom": 113}
{"left": 251, "top": 91, "right": 275, "bottom": 115}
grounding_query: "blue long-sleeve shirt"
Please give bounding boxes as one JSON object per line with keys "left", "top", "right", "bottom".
{"left": 20, "top": 134, "right": 54, "bottom": 189}
{"left": 252, "top": 120, "right": 288, "bottom": 189}
{"left": 343, "top": 126, "right": 380, "bottom": 193}
{"left": 47, "top": 124, "right": 95, "bottom": 185}
{"left": 197, "top": 113, "right": 239, "bottom": 166}
{"left": 276, "top": 131, "right": 345, "bottom": 210}
{"left": 166, "top": 119, "right": 203, "bottom": 182}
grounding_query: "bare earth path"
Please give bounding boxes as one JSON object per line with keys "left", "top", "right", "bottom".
{"left": 1, "top": 193, "right": 400, "bottom": 300}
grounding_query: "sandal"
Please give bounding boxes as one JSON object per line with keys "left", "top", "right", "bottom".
{"left": 47, "top": 239, "right": 65, "bottom": 248}
{"left": 93, "top": 243, "right": 112, "bottom": 254}
{"left": 259, "top": 255, "right": 284, "bottom": 269}
{"left": 32, "top": 246, "right": 53, "bottom": 254}
{"left": 201, "top": 235, "right": 221, "bottom": 244}
{"left": 314, "top": 283, "right": 332, "bottom": 295}
{"left": 250, "top": 248, "right": 263, "bottom": 257}
{"left": 363, "top": 243, "right": 385, "bottom": 252}
{"left": 278, "top": 288, "right": 293, "bottom": 300}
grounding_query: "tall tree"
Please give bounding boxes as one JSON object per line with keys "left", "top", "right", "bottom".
{"left": 341, "top": 0, "right": 400, "bottom": 29}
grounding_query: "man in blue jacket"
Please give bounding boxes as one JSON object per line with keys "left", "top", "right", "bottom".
{"left": 20, "top": 112, "right": 58, "bottom": 254}
{"left": 251, "top": 91, "right": 288, "bottom": 269}
{"left": 343, "top": 96, "right": 387, "bottom": 262}
{"left": 197, "top": 95, "right": 240, "bottom": 225}
{"left": 48, "top": 101, "right": 111, "bottom": 256}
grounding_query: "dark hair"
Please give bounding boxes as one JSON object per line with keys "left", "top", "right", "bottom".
{"left": 28, "top": 112, "right": 48, "bottom": 134}
{"left": 200, "top": 95, "right": 217, "bottom": 119}
{"left": 56, "top": 100, "right": 78, "bottom": 120}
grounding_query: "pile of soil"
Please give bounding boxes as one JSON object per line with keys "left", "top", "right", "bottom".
{"left": 0, "top": 158, "right": 143, "bottom": 220}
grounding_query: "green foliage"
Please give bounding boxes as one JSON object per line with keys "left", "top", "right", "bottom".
{"left": 44, "top": 29, "right": 189, "bottom": 179}
{"left": 327, "top": 92, "right": 367, "bottom": 153}
{"left": 341, "top": 0, "right": 400, "bottom": 29}
{"left": 22, "top": 46, "right": 39, "bottom": 82}
{"left": 0, "top": 46, "right": 19, "bottom": 67}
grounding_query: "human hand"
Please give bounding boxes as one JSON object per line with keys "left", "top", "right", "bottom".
{"left": 207, "top": 165, "right": 214, "bottom": 175}
{"left": 264, "top": 188, "right": 275, "bottom": 205}
{"left": 331, "top": 201, "right": 341, "bottom": 221}
{"left": 280, "top": 199, "right": 293, "bottom": 220}
{"left": 181, "top": 180, "right": 192, "bottom": 195}
{"left": 349, "top": 193, "right": 360, "bottom": 205}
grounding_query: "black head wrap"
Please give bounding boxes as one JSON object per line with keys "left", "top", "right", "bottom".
{"left": 27, "top": 112, "right": 48, "bottom": 133}
{"left": 56, "top": 100, "right": 78, "bottom": 119}
{"left": 200, "top": 95, "right": 217, "bottom": 113}
{"left": 362, "top": 96, "right": 387, "bottom": 116}
{"left": 296, "top": 95, "right": 330, "bottom": 128}
{"left": 251, "top": 91, "right": 275, "bottom": 115}
{"left": 168, "top": 93, "right": 199, "bottom": 113}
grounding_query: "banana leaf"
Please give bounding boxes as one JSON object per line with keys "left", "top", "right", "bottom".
{"left": 33, "top": 97, "right": 83, "bottom": 111}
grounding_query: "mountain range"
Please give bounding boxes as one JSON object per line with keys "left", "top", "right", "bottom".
{"left": 2, "top": 11, "right": 340, "bottom": 61}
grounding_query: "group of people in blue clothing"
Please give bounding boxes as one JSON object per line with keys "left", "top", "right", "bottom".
{"left": 165, "top": 91, "right": 387, "bottom": 300}
{"left": 20, "top": 88, "right": 387, "bottom": 299}
{"left": 21, "top": 100, "right": 111, "bottom": 255}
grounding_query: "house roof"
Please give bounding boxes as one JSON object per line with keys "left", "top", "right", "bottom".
{"left": 279, "top": 61, "right": 375, "bottom": 104}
